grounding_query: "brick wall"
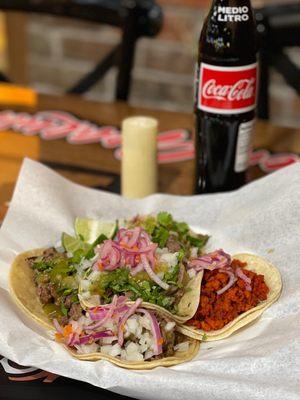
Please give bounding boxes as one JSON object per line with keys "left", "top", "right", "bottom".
{"left": 25, "top": 1, "right": 300, "bottom": 127}
{"left": 27, "top": 1, "right": 208, "bottom": 112}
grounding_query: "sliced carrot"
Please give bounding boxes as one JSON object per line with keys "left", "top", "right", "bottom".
{"left": 55, "top": 333, "right": 63, "bottom": 341}
{"left": 63, "top": 325, "right": 73, "bottom": 337}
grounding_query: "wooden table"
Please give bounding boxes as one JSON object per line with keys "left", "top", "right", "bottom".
{"left": 0, "top": 93, "right": 300, "bottom": 212}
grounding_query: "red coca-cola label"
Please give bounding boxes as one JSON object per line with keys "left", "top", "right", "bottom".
{"left": 198, "top": 62, "right": 258, "bottom": 114}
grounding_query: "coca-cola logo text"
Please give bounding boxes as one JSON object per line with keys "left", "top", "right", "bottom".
{"left": 203, "top": 78, "right": 255, "bottom": 102}
{"left": 198, "top": 63, "right": 257, "bottom": 114}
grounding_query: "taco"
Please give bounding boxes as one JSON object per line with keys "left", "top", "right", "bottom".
{"left": 9, "top": 253, "right": 199, "bottom": 369}
{"left": 177, "top": 250, "right": 282, "bottom": 341}
{"left": 13, "top": 213, "right": 208, "bottom": 325}
{"left": 78, "top": 213, "right": 209, "bottom": 324}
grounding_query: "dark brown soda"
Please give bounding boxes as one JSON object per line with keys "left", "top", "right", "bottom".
{"left": 195, "top": 0, "right": 258, "bottom": 193}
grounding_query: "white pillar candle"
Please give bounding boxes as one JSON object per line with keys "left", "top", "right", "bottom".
{"left": 121, "top": 116, "right": 158, "bottom": 199}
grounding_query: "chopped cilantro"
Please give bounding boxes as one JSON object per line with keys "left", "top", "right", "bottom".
{"left": 32, "top": 260, "right": 52, "bottom": 272}
{"left": 85, "top": 233, "right": 107, "bottom": 260}
{"left": 61, "top": 304, "right": 68, "bottom": 316}
{"left": 177, "top": 248, "right": 185, "bottom": 262}
{"left": 157, "top": 212, "right": 173, "bottom": 228}
{"left": 61, "top": 288, "right": 73, "bottom": 296}
{"left": 92, "top": 268, "right": 176, "bottom": 312}
{"left": 186, "top": 234, "right": 209, "bottom": 249}
{"left": 164, "top": 264, "right": 180, "bottom": 286}
{"left": 152, "top": 226, "right": 169, "bottom": 248}
{"left": 175, "top": 221, "right": 189, "bottom": 235}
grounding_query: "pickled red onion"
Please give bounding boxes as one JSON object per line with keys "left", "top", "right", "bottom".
{"left": 53, "top": 318, "right": 63, "bottom": 333}
{"left": 118, "top": 298, "right": 143, "bottom": 346}
{"left": 188, "top": 249, "right": 231, "bottom": 272}
{"left": 216, "top": 270, "right": 237, "bottom": 295}
{"left": 86, "top": 295, "right": 118, "bottom": 330}
{"left": 78, "top": 330, "right": 113, "bottom": 345}
{"left": 141, "top": 254, "right": 170, "bottom": 290}
{"left": 137, "top": 308, "right": 163, "bottom": 356}
{"left": 236, "top": 267, "right": 252, "bottom": 291}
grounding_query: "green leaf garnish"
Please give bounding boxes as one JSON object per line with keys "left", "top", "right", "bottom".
{"left": 61, "top": 304, "right": 68, "bottom": 316}
{"left": 85, "top": 233, "right": 108, "bottom": 260}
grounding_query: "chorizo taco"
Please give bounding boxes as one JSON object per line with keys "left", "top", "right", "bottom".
{"left": 9, "top": 251, "right": 199, "bottom": 369}
{"left": 177, "top": 250, "right": 282, "bottom": 341}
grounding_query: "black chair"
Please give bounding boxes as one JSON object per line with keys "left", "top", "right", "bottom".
{"left": 255, "top": 3, "right": 300, "bottom": 119}
{"left": 0, "top": 0, "right": 163, "bottom": 101}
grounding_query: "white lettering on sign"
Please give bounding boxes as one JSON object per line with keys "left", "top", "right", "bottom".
{"left": 217, "top": 6, "right": 250, "bottom": 22}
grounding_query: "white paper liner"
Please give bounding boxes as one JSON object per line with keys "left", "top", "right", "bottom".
{"left": 0, "top": 158, "right": 300, "bottom": 400}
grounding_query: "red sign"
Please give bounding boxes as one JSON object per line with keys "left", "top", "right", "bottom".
{"left": 0, "top": 110, "right": 298, "bottom": 171}
{"left": 198, "top": 62, "right": 258, "bottom": 114}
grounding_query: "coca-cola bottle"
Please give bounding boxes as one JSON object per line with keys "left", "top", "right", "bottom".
{"left": 195, "top": 0, "right": 258, "bottom": 193}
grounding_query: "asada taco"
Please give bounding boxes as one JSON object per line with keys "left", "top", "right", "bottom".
{"left": 177, "top": 250, "right": 282, "bottom": 341}
{"left": 60, "top": 213, "right": 208, "bottom": 323}
{"left": 9, "top": 251, "right": 199, "bottom": 369}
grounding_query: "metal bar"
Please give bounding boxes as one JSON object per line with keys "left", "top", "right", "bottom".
{"left": 257, "top": 49, "right": 270, "bottom": 120}
{"left": 67, "top": 45, "right": 120, "bottom": 94}
{"left": 271, "top": 50, "right": 300, "bottom": 95}
{"left": 115, "top": 1, "right": 139, "bottom": 101}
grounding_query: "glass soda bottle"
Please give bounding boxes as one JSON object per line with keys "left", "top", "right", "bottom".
{"left": 195, "top": 0, "right": 258, "bottom": 193}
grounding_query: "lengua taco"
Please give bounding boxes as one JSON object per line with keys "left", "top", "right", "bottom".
{"left": 177, "top": 250, "right": 282, "bottom": 341}
{"left": 15, "top": 213, "right": 208, "bottom": 325}
{"left": 9, "top": 251, "right": 199, "bottom": 369}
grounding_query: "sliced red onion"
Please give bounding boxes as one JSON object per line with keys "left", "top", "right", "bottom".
{"left": 103, "top": 248, "right": 121, "bottom": 271}
{"left": 126, "top": 227, "right": 141, "bottom": 247}
{"left": 140, "top": 231, "right": 151, "bottom": 245}
{"left": 113, "top": 242, "right": 154, "bottom": 254}
{"left": 79, "top": 334, "right": 94, "bottom": 345}
{"left": 93, "top": 228, "right": 159, "bottom": 280}
{"left": 92, "top": 262, "right": 99, "bottom": 271}
{"left": 236, "top": 267, "right": 252, "bottom": 291}
{"left": 118, "top": 298, "right": 143, "bottom": 346}
{"left": 53, "top": 318, "right": 63, "bottom": 333}
{"left": 69, "top": 333, "right": 80, "bottom": 347}
{"left": 217, "top": 249, "right": 231, "bottom": 263}
{"left": 217, "top": 270, "right": 237, "bottom": 295}
{"left": 116, "top": 295, "right": 130, "bottom": 306}
{"left": 117, "top": 228, "right": 127, "bottom": 241}
{"left": 70, "top": 320, "right": 79, "bottom": 332}
{"left": 189, "top": 259, "right": 215, "bottom": 271}
{"left": 78, "top": 331, "right": 113, "bottom": 345}
{"left": 146, "top": 244, "right": 157, "bottom": 266}
{"left": 199, "top": 255, "right": 213, "bottom": 262}
{"left": 88, "top": 308, "right": 107, "bottom": 321}
{"left": 93, "top": 330, "right": 114, "bottom": 340}
{"left": 137, "top": 308, "right": 163, "bottom": 356}
{"left": 188, "top": 249, "right": 231, "bottom": 273}
{"left": 141, "top": 254, "right": 170, "bottom": 290}
{"left": 86, "top": 295, "right": 118, "bottom": 330}
{"left": 115, "top": 305, "right": 129, "bottom": 314}
{"left": 131, "top": 262, "right": 144, "bottom": 276}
